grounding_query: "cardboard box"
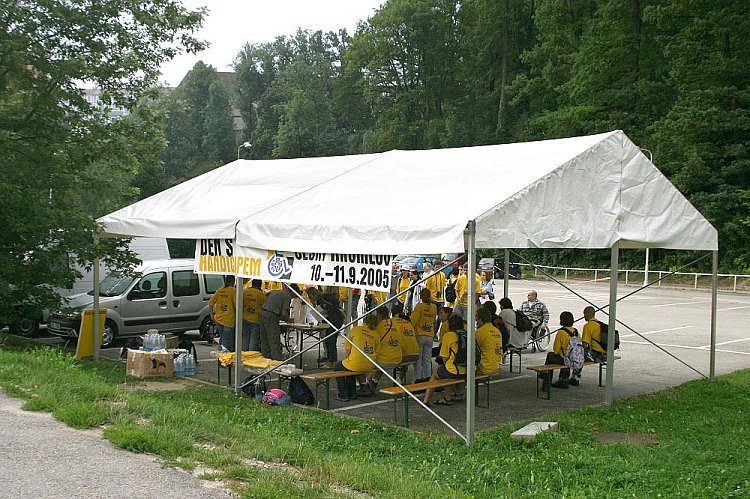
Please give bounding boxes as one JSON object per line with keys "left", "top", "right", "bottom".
{"left": 126, "top": 349, "right": 174, "bottom": 378}
{"left": 165, "top": 334, "right": 179, "bottom": 349}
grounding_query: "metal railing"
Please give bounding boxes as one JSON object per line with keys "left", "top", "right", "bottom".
{"left": 517, "top": 263, "right": 749, "bottom": 292}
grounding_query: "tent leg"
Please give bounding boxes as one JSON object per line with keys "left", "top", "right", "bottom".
{"left": 235, "top": 276, "right": 244, "bottom": 395}
{"left": 93, "top": 233, "right": 101, "bottom": 361}
{"left": 503, "top": 249, "right": 510, "bottom": 298}
{"left": 605, "top": 241, "right": 619, "bottom": 405}
{"left": 709, "top": 250, "right": 718, "bottom": 381}
{"left": 466, "top": 221, "right": 477, "bottom": 446}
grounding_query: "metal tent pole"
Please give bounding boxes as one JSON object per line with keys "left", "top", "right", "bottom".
{"left": 503, "top": 249, "right": 510, "bottom": 298}
{"left": 93, "top": 233, "right": 101, "bottom": 361}
{"left": 234, "top": 276, "right": 244, "bottom": 395}
{"left": 466, "top": 221, "right": 477, "bottom": 445}
{"left": 605, "top": 241, "right": 619, "bottom": 405}
{"left": 710, "top": 250, "right": 718, "bottom": 381}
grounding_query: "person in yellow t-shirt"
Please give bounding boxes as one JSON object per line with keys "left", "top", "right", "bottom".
{"left": 542, "top": 311, "right": 578, "bottom": 390}
{"left": 366, "top": 307, "right": 402, "bottom": 392}
{"left": 209, "top": 275, "right": 236, "bottom": 351}
{"left": 241, "top": 279, "right": 266, "bottom": 351}
{"left": 392, "top": 302, "right": 418, "bottom": 364}
{"left": 334, "top": 313, "right": 379, "bottom": 401}
{"left": 426, "top": 260, "right": 447, "bottom": 331}
{"left": 411, "top": 288, "right": 437, "bottom": 383}
{"left": 445, "top": 267, "right": 460, "bottom": 308}
{"left": 423, "top": 314, "right": 466, "bottom": 405}
{"left": 581, "top": 306, "right": 607, "bottom": 363}
{"left": 396, "top": 267, "right": 411, "bottom": 305}
{"left": 476, "top": 307, "right": 503, "bottom": 375}
{"left": 454, "top": 263, "right": 481, "bottom": 320}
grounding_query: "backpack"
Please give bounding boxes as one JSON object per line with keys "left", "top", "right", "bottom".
{"left": 261, "top": 388, "right": 291, "bottom": 406}
{"left": 565, "top": 335, "right": 585, "bottom": 371}
{"left": 288, "top": 375, "right": 315, "bottom": 406}
{"left": 454, "top": 330, "right": 481, "bottom": 367}
{"left": 595, "top": 320, "right": 620, "bottom": 350}
{"left": 514, "top": 310, "right": 533, "bottom": 332}
{"left": 444, "top": 279, "right": 457, "bottom": 303}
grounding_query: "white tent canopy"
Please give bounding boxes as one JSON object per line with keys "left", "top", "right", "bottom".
{"left": 96, "top": 129, "right": 720, "bottom": 445}
{"left": 99, "top": 130, "right": 717, "bottom": 254}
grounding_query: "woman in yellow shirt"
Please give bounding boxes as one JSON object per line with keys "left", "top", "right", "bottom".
{"left": 423, "top": 314, "right": 466, "bottom": 406}
{"left": 392, "top": 302, "right": 419, "bottom": 364}
{"left": 411, "top": 288, "right": 437, "bottom": 383}
{"left": 366, "top": 307, "right": 402, "bottom": 392}
{"left": 334, "top": 313, "right": 379, "bottom": 401}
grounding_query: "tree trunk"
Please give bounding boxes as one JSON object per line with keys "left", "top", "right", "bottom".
{"left": 497, "top": 0, "right": 510, "bottom": 136}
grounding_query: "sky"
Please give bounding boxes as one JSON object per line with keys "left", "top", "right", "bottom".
{"left": 159, "top": 0, "right": 385, "bottom": 86}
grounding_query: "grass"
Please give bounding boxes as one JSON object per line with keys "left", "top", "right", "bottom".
{"left": 1, "top": 333, "right": 748, "bottom": 497}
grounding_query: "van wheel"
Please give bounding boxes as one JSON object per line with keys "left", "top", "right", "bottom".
{"left": 101, "top": 320, "right": 118, "bottom": 348}
{"left": 199, "top": 316, "right": 215, "bottom": 342}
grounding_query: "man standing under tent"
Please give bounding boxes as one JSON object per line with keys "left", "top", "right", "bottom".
{"left": 425, "top": 260, "right": 446, "bottom": 334}
{"left": 241, "top": 279, "right": 266, "bottom": 351}
{"left": 454, "top": 263, "right": 480, "bottom": 320}
{"left": 209, "top": 275, "right": 236, "bottom": 351}
{"left": 260, "top": 283, "right": 299, "bottom": 360}
{"left": 520, "top": 290, "right": 550, "bottom": 330}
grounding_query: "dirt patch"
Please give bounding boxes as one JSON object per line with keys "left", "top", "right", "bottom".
{"left": 117, "top": 378, "right": 198, "bottom": 392}
{"left": 595, "top": 431, "right": 659, "bottom": 446}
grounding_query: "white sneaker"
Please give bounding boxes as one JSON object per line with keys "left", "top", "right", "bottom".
{"left": 501, "top": 354, "right": 508, "bottom": 365}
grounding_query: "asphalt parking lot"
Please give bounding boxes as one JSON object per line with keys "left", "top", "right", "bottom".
{"left": 34, "top": 278, "right": 750, "bottom": 436}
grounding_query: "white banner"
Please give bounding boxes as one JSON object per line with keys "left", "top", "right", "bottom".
{"left": 194, "top": 239, "right": 395, "bottom": 292}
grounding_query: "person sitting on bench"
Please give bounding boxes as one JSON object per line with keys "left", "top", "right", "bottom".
{"left": 367, "top": 307, "right": 402, "bottom": 392}
{"left": 581, "top": 306, "right": 607, "bottom": 363}
{"left": 543, "top": 311, "right": 579, "bottom": 389}
{"left": 422, "top": 314, "right": 466, "bottom": 406}
{"left": 476, "top": 307, "right": 503, "bottom": 375}
{"left": 334, "top": 313, "right": 380, "bottom": 401}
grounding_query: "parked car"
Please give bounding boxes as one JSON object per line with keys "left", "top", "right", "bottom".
{"left": 440, "top": 252, "right": 467, "bottom": 271}
{"left": 47, "top": 259, "right": 221, "bottom": 347}
{"left": 398, "top": 255, "right": 436, "bottom": 273}
{"left": 478, "top": 257, "right": 522, "bottom": 279}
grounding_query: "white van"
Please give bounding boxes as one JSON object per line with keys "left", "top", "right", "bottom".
{"left": 47, "top": 259, "right": 223, "bottom": 347}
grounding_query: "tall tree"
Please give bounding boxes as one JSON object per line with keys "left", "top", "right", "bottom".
{"left": 0, "top": 0, "right": 204, "bottom": 330}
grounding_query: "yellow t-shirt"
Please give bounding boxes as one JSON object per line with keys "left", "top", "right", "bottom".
{"left": 437, "top": 320, "right": 449, "bottom": 344}
{"left": 425, "top": 271, "right": 446, "bottom": 303}
{"left": 263, "top": 281, "right": 283, "bottom": 294}
{"left": 375, "top": 318, "right": 402, "bottom": 365}
{"left": 369, "top": 291, "right": 388, "bottom": 305}
{"left": 411, "top": 302, "right": 437, "bottom": 337}
{"left": 343, "top": 325, "right": 379, "bottom": 372}
{"left": 456, "top": 273, "right": 481, "bottom": 307}
{"left": 440, "top": 331, "right": 466, "bottom": 376}
{"left": 552, "top": 326, "right": 577, "bottom": 358}
{"left": 209, "top": 286, "right": 236, "bottom": 328}
{"left": 242, "top": 287, "right": 266, "bottom": 323}
{"left": 395, "top": 317, "right": 419, "bottom": 357}
{"left": 476, "top": 323, "right": 503, "bottom": 374}
{"left": 396, "top": 276, "right": 410, "bottom": 304}
{"left": 582, "top": 320, "right": 604, "bottom": 353}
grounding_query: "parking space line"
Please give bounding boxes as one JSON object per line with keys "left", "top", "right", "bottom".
{"left": 621, "top": 340, "right": 750, "bottom": 356}
{"left": 652, "top": 301, "right": 708, "bottom": 308}
{"left": 701, "top": 337, "right": 750, "bottom": 348}
{"left": 620, "top": 325, "right": 693, "bottom": 338}
{"left": 717, "top": 306, "right": 750, "bottom": 312}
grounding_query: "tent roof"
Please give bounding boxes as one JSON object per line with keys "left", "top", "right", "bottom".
{"left": 98, "top": 130, "right": 718, "bottom": 254}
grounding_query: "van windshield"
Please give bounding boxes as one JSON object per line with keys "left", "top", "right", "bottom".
{"left": 89, "top": 275, "right": 137, "bottom": 297}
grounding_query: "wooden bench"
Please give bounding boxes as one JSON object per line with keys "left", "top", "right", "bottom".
{"left": 301, "top": 370, "right": 367, "bottom": 410}
{"left": 526, "top": 356, "right": 621, "bottom": 400}
{"left": 379, "top": 374, "right": 494, "bottom": 428}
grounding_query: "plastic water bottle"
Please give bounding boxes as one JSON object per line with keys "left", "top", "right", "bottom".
{"left": 174, "top": 355, "right": 183, "bottom": 376}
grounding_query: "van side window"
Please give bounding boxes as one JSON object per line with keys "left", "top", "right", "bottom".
{"left": 131, "top": 272, "right": 167, "bottom": 300}
{"left": 173, "top": 270, "right": 199, "bottom": 297}
{"left": 203, "top": 274, "right": 224, "bottom": 294}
